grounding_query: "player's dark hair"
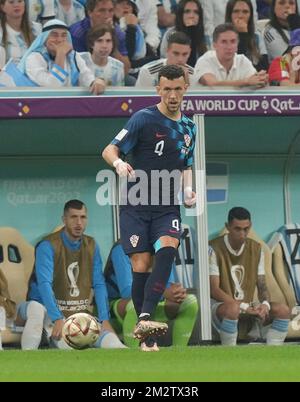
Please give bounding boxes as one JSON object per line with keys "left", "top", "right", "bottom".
{"left": 158, "top": 64, "right": 185, "bottom": 81}
{"left": 213, "top": 23, "right": 238, "bottom": 43}
{"left": 228, "top": 207, "right": 251, "bottom": 222}
{"left": 167, "top": 31, "right": 192, "bottom": 48}
{"left": 64, "top": 200, "right": 86, "bottom": 214}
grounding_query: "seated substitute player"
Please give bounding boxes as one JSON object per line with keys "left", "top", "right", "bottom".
{"left": 209, "top": 206, "right": 290, "bottom": 346}
{"left": 104, "top": 240, "right": 198, "bottom": 347}
{"left": 102, "top": 65, "right": 197, "bottom": 351}
{"left": 18, "top": 199, "right": 126, "bottom": 349}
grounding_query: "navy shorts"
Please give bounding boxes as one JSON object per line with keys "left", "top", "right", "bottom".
{"left": 120, "top": 207, "right": 181, "bottom": 255}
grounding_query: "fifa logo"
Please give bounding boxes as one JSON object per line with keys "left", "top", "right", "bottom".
{"left": 231, "top": 265, "right": 245, "bottom": 300}
{"left": 67, "top": 262, "right": 80, "bottom": 297}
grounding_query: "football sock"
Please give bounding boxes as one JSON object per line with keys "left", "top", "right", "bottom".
{"left": 172, "top": 294, "right": 198, "bottom": 346}
{"left": 142, "top": 247, "right": 176, "bottom": 316}
{"left": 0, "top": 306, "right": 5, "bottom": 330}
{"left": 96, "top": 330, "right": 128, "bottom": 349}
{"left": 132, "top": 272, "right": 150, "bottom": 317}
{"left": 0, "top": 306, "right": 6, "bottom": 350}
{"left": 21, "top": 301, "right": 45, "bottom": 350}
{"left": 266, "top": 319, "right": 289, "bottom": 346}
{"left": 220, "top": 319, "right": 238, "bottom": 346}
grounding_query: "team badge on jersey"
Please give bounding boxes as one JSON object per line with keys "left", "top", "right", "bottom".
{"left": 130, "top": 235, "right": 139, "bottom": 248}
{"left": 184, "top": 134, "right": 191, "bottom": 147}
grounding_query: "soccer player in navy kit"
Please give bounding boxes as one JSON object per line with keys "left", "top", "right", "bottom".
{"left": 102, "top": 65, "right": 196, "bottom": 351}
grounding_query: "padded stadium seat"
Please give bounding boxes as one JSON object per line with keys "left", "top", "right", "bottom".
{"left": 272, "top": 243, "right": 300, "bottom": 338}
{"left": 0, "top": 227, "right": 34, "bottom": 343}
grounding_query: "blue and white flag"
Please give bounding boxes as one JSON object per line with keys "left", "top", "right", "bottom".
{"left": 206, "top": 162, "right": 228, "bottom": 204}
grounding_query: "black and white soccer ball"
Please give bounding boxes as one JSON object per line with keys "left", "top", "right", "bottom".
{"left": 62, "top": 313, "right": 101, "bottom": 350}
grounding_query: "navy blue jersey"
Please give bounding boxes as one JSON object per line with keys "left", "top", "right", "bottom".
{"left": 111, "top": 105, "right": 196, "bottom": 209}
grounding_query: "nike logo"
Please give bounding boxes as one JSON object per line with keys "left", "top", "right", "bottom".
{"left": 156, "top": 133, "right": 167, "bottom": 138}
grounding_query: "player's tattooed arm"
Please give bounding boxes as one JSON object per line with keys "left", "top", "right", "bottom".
{"left": 257, "top": 275, "right": 270, "bottom": 303}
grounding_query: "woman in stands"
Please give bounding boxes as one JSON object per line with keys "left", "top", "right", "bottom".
{"left": 0, "top": 0, "right": 41, "bottom": 69}
{"left": 225, "top": 0, "right": 269, "bottom": 71}
{"left": 263, "top": 0, "right": 299, "bottom": 62}
{"left": 160, "top": 0, "right": 207, "bottom": 67}
{"left": 201, "top": 0, "right": 258, "bottom": 44}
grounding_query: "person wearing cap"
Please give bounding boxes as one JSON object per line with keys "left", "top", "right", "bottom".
{"left": 268, "top": 27, "right": 300, "bottom": 85}
{"left": 17, "top": 19, "right": 106, "bottom": 94}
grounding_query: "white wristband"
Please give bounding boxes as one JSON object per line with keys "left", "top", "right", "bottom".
{"left": 113, "top": 158, "right": 123, "bottom": 168}
{"left": 262, "top": 301, "right": 271, "bottom": 311}
{"left": 240, "top": 302, "right": 250, "bottom": 313}
{"left": 184, "top": 186, "right": 193, "bottom": 197}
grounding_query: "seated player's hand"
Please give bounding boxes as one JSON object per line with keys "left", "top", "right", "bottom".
{"left": 253, "top": 304, "right": 269, "bottom": 322}
{"left": 51, "top": 318, "right": 65, "bottom": 340}
{"left": 165, "top": 283, "right": 187, "bottom": 303}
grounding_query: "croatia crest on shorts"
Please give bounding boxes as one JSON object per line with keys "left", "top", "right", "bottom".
{"left": 130, "top": 235, "right": 139, "bottom": 248}
{"left": 184, "top": 134, "right": 191, "bottom": 147}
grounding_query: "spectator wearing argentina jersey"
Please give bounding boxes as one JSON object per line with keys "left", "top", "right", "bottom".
{"left": 157, "top": 0, "right": 180, "bottom": 36}
{"left": 135, "top": 31, "right": 194, "bottom": 87}
{"left": 80, "top": 24, "right": 125, "bottom": 86}
{"left": 53, "top": 0, "right": 85, "bottom": 26}
{"left": 17, "top": 19, "right": 106, "bottom": 93}
{"left": 25, "top": 0, "right": 55, "bottom": 23}
{"left": 0, "top": 0, "right": 42, "bottom": 69}
{"left": 263, "top": 0, "right": 299, "bottom": 62}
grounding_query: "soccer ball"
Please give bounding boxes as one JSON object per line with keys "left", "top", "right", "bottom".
{"left": 62, "top": 313, "right": 101, "bottom": 350}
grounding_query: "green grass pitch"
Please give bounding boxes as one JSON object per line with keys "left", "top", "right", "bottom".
{"left": 1, "top": 345, "right": 300, "bottom": 382}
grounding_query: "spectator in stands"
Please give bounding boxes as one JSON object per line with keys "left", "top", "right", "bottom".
{"left": 53, "top": 0, "right": 85, "bottom": 26}
{"left": 70, "top": 0, "right": 131, "bottom": 74}
{"left": 263, "top": 0, "right": 298, "bottom": 62}
{"left": 133, "top": 0, "right": 161, "bottom": 54}
{"left": 80, "top": 24, "right": 125, "bottom": 86}
{"left": 209, "top": 206, "right": 290, "bottom": 346}
{"left": 18, "top": 199, "right": 127, "bottom": 350}
{"left": 268, "top": 27, "right": 300, "bottom": 85}
{"left": 201, "top": 0, "right": 258, "bottom": 45}
{"left": 157, "top": 0, "right": 180, "bottom": 35}
{"left": 193, "top": 23, "right": 269, "bottom": 87}
{"left": 17, "top": 19, "right": 106, "bottom": 93}
{"left": 26, "top": 0, "right": 55, "bottom": 23}
{"left": 104, "top": 240, "right": 198, "bottom": 347}
{"left": 136, "top": 31, "right": 194, "bottom": 86}
{"left": 113, "top": 0, "right": 148, "bottom": 79}
{"left": 160, "top": 0, "right": 207, "bottom": 67}
{"left": 0, "top": 0, "right": 42, "bottom": 69}
{"left": 256, "top": 0, "right": 271, "bottom": 19}
{"left": 225, "top": 0, "right": 269, "bottom": 71}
